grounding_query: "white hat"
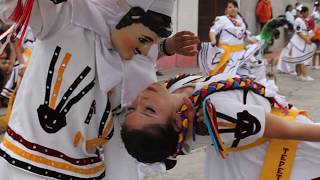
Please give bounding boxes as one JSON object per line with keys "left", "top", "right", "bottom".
{"left": 126, "top": 0, "right": 176, "bottom": 17}
{"left": 296, "top": 4, "right": 304, "bottom": 12}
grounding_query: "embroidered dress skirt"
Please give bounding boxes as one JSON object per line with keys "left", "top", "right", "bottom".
{"left": 0, "top": 158, "right": 48, "bottom": 180}
{"left": 279, "top": 38, "right": 316, "bottom": 65}
{"left": 198, "top": 42, "right": 260, "bottom": 77}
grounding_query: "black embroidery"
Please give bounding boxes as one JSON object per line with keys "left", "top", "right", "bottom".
{"left": 49, "top": 0, "right": 67, "bottom": 4}
{"left": 218, "top": 110, "right": 261, "bottom": 148}
{"left": 85, "top": 100, "right": 96, "bottom": 124}
{"left": 243, "top": 90, "right": 249, "bottom": 105}
{"left": 211, "top": 51, "right": 222, "bottom": 65}
{"left": 98, "top": 99, "right": 111, "bottom": 138}
{"left": 234, "top": 110, "right": 261, "bottom": 146}
{"left": 224, "top": 29, "right": 244, "bottom": 40}
{"left": 37, "top": 46, "right": 95, "bottom": 134}
{"left": 216, "top": 112, "right": 237, "bottom": 123}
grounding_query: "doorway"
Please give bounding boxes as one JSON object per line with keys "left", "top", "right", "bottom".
{"left": 198, "top": 0, "right": 228, "bottom": 41}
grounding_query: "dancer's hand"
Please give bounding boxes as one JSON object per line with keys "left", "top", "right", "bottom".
{"left": 165, "top": 31, "right": 200, "bottom": 56}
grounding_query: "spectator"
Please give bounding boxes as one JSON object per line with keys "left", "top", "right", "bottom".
{"left": 285, "top": 4, "right": 295, "bottom": 43}
{"left": 286, "top": 4, "right": 295, "bottom": 25}
{"left": 256, "top": 0, "right": 273, "bottom": 30}
{"left": 293, "top": 2, "right": 303, "bottom": 18}
{"left": 311, "top": 1, "right": 320, "bottom": 69}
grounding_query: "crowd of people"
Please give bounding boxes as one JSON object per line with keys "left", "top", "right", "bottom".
{"left": 0, "top": 0, "right": 320, "bottom": 180}
{"left": 278, "top": 1, "right": 320, "bottom": 81}
{"left": 0, "top": 20, "right": 34, "bottom": 108}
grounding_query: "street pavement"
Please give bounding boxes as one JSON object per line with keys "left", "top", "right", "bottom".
{"left": 147, "top": 66, "right": 320, "bottom": 180}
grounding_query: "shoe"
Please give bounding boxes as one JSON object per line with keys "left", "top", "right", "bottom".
{"left": 156, "top": 71, "right": 164, "bottom": 76}
{"left": 299, "top": 76, "right": 314, "bottom": 81}
{"left": 305, "top": 76, "right": 315, "bottom": 81}
{"left": 296, "top": 75, "right": 302, "bottom": 81}
{"left": 289, "top": 71, "right": 297, "bottom": 76}
{"left": 313, "top": 66, "right": 320, "bottom": 70}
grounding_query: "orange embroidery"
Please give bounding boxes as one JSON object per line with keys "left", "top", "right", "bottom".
{"left": 3, "top": 137, "right": 104, "bottom": 175}
{"left": 73, "top": 131, "right": 84, "bottom": 148}
{"left": 49, "top": 53, "right": 72, "bottom": 109}
{"left": 86, "top": 118, "right": 113, "bottom": 151}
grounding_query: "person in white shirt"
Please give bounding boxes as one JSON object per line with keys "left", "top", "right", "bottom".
{"left": 285, "top": 4, "right": 295, "bottom": 41}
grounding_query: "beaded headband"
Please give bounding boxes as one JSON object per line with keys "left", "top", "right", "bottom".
{"left": 173, "top": 77, "right": 288, "bottom": 157}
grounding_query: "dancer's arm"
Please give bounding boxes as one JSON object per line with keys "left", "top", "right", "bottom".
{"left": 209, "top": 17, "right": 224, "bottom": 46}
{"left": 244, "top": 36, "right": 257, "bottom": 44}
{"left": 297, "top": 32, "right": 311, "bottom": 43}
{"left": 209, "top": 32, "right": 217, "bottom": 45}
{"left": 264, "top": 113, "right": 320, "bottom": 141}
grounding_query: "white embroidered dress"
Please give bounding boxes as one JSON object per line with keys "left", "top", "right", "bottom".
{"left": 198, "top": 15, "right": 260, "bottom": 77}
{"left": 0, "top": 0, "right": 160, "bottom": 179}
{"left": 168, "top": 74, "right": 320, "bottom": 180}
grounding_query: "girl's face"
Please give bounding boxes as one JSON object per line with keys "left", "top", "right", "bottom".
{"left": 226, "top": 3, "right": 238, "bottom": 18}
{"left": 288, "top": 5, "right": 293, "bottom": 12}
{"left": 124, "top": 83, "right": 176, "bottom": 130}
{"left": 301, "top": 11, "right": 309, "bottom": 18}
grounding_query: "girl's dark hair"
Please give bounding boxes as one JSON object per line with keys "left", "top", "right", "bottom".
{"left": 300, "top": 6, "right": 309, "bottom": 13}
{"left": 238, "top": 12, "right": 249, "bottom": 29}
{"left": 227, "top": 0, "right": 239, "bottom": 8}
{"left": 285, "top": 5, "right": 293, "bottom": 12}
{"left": 121, "top": 121, "right": 179, "bottom": 163}
{"left": 225, "top": 0, "right": 248, "bottom": 28}
{"left": 116, "top": 7, "right": 172, "bottom": 38}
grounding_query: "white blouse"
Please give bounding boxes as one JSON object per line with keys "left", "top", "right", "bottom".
{"left": 210, "top": 15, "right": 247, "bottom": 45}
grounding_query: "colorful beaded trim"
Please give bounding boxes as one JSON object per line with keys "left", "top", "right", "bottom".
{"left": 164, "top": 74, "right": 194, "bottom": 90}
{"left": 174, "top": 77, "right": 288, "bottom": 157}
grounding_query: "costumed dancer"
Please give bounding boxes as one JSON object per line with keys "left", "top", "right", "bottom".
{"left": 198, "top": 0, "right": 259, "bottom": 78}
{"left": 0, "top": 0, "right": 197, "bottom": 179}
{"left": 121, "top": 73, "right": 320, "bottom": 180}
{"left": 278, "top": 6, "right": 316, "bottom": 81}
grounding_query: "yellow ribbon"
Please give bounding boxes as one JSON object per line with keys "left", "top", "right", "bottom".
{"left": 259, "top": 108, "right": 308, "bottom": 180}
{"left": 208, "top": 43, "right": 245, "bottom": 76}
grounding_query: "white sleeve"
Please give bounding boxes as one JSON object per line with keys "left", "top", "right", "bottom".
{"left": 209, "top": 16, "right": 224, "bottom": 35}
{"left": 210, "top": 95, "right": 266, "bottom": 148}
{"left": 0, "top": 0, "right": 72, "bottom": 39}
{"left": 285, "top": 12, "right": 294, "bottom": 25}
{"left": 294, "top": 18, "right": 304, "bottom": 32}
